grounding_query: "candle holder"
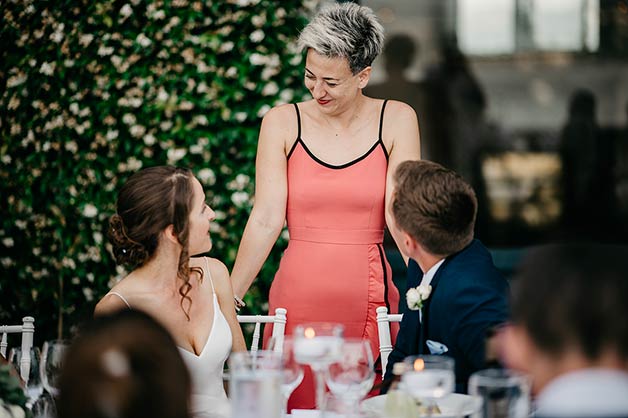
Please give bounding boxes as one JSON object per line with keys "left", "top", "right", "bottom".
{"left": 293, "top": 322, "right": 344, "bottom": 410}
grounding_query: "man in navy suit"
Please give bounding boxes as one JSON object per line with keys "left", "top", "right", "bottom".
{"left": 383, "top": 160, "right": 509, "bottom": 393}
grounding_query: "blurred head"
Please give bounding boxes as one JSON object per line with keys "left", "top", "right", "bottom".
{"left": 568, "top": 89, "right": 596, "bottom": 121}
{"left": 383, "top": 34, "right": 416, "bottom": 72}
{"left": 391, "top": 160, "right": 477, "bottom": 257}
{"left": 108, "top": 166, "right": 215, "bottom": 318}
{"left": 58, "top": 310, "right": 191, "bottom": 418}
{"left": 502, "top": 243, "right": 628, "bottom": 390}
{"left": 298, "top": 2, "right": 384, "bottom": 75}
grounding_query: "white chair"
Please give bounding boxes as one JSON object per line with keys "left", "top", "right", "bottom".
{"left": 376, "top": 306, "right": 403, "bottom": 380}
{"left": 237, "top": 307, "right": 287, "bottom": 354}
{"left": 0, "top": 316, "right": 35, "bottom": 381}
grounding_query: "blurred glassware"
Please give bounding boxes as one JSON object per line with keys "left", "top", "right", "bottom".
{"left": 40, "top": 340, "right": 69, "bottom": 398}
{"left": 468, "top": 368, "right": 530, "bottom": 418}
{"left": 268, "top": 337, "right": 305, "bottom": 417}
{"left": 401, "top": 355, "right": 455, "bottom": 416}
{"left": 293, "top": 322, "right": 344, "bottom": 410}
{"left": 325, "top": 338, "right": 375, "bottom": 417}
{"left": 229, "top": 350, "right": 283, "bottom": 418}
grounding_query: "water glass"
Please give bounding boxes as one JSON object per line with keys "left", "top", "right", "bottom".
{"left": 401, "top": 355, "right": 455, "bottom": 415}
{"left": 468, "top": 368, "right": 530, "bottom": 418}
{"left": 9, "top": 347, "right": 43, "bottom": 408}
{"left": 229, "top": 350, "right": 283, "bottom": 418}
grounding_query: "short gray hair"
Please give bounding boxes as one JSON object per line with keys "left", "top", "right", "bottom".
{"left": 298, "top": 2, "right": 384, "bottom": 74}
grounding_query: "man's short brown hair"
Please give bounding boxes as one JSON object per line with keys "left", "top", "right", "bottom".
{"left": 392, "top": 160, "right": 477, "bottom": 256}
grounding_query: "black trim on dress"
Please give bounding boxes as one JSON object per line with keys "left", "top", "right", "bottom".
{"left": 377, "top": 243, "right": 391, "bottom": 313}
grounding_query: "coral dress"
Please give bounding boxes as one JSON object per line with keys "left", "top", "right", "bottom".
{"left": 265, "top": 100, "right": 400, "bottom": 410}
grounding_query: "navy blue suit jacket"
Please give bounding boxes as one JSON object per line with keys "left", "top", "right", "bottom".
{"left": 383, "top": 239, "right": 509, "bottom": 393}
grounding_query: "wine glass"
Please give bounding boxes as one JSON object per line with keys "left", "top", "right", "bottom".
{"left": 324, "top": 338, "right": 375, "bottom": 417}
{"left": 269, "top": 337, "right": 305, "bottom": 417}
{"left": 9, "top": 347, "right": 43, "bottom": 408}
{"left": 293, "top": 322, "right": 344, "bottom": 410}
{"left": 40, "top": 340, "right": 69, "bottom": 398}
{"left": 401, "top": 355, "right": 455, "bottom": 416}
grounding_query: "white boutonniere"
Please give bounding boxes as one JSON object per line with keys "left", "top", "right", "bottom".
{"left": 406, "top": 283, "right": 432, "bottom": 311}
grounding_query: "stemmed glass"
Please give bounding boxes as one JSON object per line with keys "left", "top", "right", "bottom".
{"left": 401, "top": 355, "right": 455, "bottom": 416}
{"left": 293, "top": 322, "right": 344, "bottom": 410}
{"left": 269, "top": 337, "right": 305, "bottom": 417}
{"left": 9, "top": 347, "right": 43, "bottom": 409}
{"left": 40, "top": 340, "right": 69, "bottom": 398}
{"left": 324, "top": 338, "right": 375, "bottom": 417}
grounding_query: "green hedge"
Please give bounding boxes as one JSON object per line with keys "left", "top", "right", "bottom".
{"left": 0, "top": 0, "right": 312, "bottom": 342}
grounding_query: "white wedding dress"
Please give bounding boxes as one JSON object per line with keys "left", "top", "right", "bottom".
{"left": 178, "top": 261, "right": 232, "bottom": 418}
{"left": 106, "top": 258, "right": 232, "bottom": 418}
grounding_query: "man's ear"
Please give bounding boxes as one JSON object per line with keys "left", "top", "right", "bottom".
{"left": 401, "top": 230, "right": 419, "bottom": 254}
{"left": 163, "top": 224, "right": 179, "bottom": 245}
{"left": 358, "top": 66, "right": 372, "bottom": 89}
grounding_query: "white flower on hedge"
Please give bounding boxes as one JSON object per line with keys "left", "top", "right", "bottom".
{"left": 129, "top": 125, "right": 146, "bottom": 138}
{"left": 141, "top": 133, "right": 155, "bottom": 146}
{"left": 252, "top": 14, "right": 266, "bottom": 27}
{"left": 39, "top": 62, "right": 55, "bottom": 76}
{"left": 79, "top": 33, "right": 94, "bottom": 47}
{"left": 152, "top": 9, "right": 166, "bottom": 20}
{"left": 82, "top": 204, "right": 98, "bottom": 218}
{"left": 250, "top": 53, "right": 266, "bottom": 66}
{"left": 250, "top": 29, "right": 265, "bottom": 43}
{"left": 83, "top": 287, "right": 94, "bottom": 302}
{"left": 97, "top": 45, "right": 114, "bottom": 56}
{"left": 2, "top": 237, "right": 14, "bottom": 248}
{"left": 219, "top": 41, "right": 235, "bottom": 53}
{"left": 65, "top": 141, "right": 78, "bottom": 153}
{"left": 136, "top": 33, "right": 152, "bottom": 48}
{"left": 7, "top": 74, "right": 27, "bottom": 88}
{"left": 231, "top": 191, "right": 250, "bottom": 207}
{"left": 262, "top": 81, "right": 279, "bottom": 96}
{"left": 167, "top": 148, "right": 187, "bottom": 164}
{"left": 197, "top": 168, "right": 216, "bottom": 186}
{"left": 406, "top": 283, "right": 432, "bottom": 311}
{"left": 126, "top": 157, "right": 142, "bottom": 171}
{"left": 93, "top": 232, "right": 103, "bottom": 244}
{"left": 106, "top": 130, "right": 119, "bottom": 140}
{"left": 122, "top": 113, "right": 136, "bottom": 125}
{"left": 120, "top": 4, "right": 133, "bottom": 18}
{"left": 257, "top": 104, "right": 271, "bottom": 118}
{"left": 225, "top": 66, "right": 238, "bottom": 78}
{"left": 234, "top": 112, "right": 247, "bottom": 122}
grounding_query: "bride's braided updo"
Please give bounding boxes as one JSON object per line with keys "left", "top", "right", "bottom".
{"left": 108, "top": 166, "right": 203, "bottom": 320}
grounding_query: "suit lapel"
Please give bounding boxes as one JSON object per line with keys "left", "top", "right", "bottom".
{"left": 419, "top": 256, "right": 454, "bottom": 354}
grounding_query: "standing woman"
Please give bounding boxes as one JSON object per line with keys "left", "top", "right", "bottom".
{"left": 95, "top": 166, "right": 246, "bottom": 418}
{"left": 230, "top": 2, "right": 421, "bottom": 409}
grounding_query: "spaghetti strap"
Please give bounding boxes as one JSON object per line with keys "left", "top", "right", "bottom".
{"left": 204, "top": 257, "right": 216, "bottom": 294}
{"left": 293, "top": 103, "right": 302, "bottom": 139}
{"left": 107, "top": 291, "right": 132, "bottom": 309}
{"left": 378, "top": 99, "right": 389, "bottom": 142}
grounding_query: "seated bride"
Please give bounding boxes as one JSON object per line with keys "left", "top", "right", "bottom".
{"left": 95, "top": 165, "right": 246, "bottom": 418}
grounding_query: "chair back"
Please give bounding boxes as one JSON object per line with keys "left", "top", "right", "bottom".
{"left": 0, "top": 316, "right": 35, "bottom": 381}
{"left": 376, "top": 306, "right": 402, "bottom": 380}
{"left": 237, "top": 308, "right": 287, "bottom": 354}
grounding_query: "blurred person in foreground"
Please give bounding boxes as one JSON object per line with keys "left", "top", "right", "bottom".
{"left": 500, "top": 243, "right": 628, "bottom": 417}
{"left": 58, "top": 309, "right": 191, "bottom": 418}
{"left": 94, "top": 166, "right": 246, "bottom": 418}
{"left": 383, "top": 160, "right": 509, "bottom": 393}
{"left": 229, "top": 2, "right": 421, "bottom": 409}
